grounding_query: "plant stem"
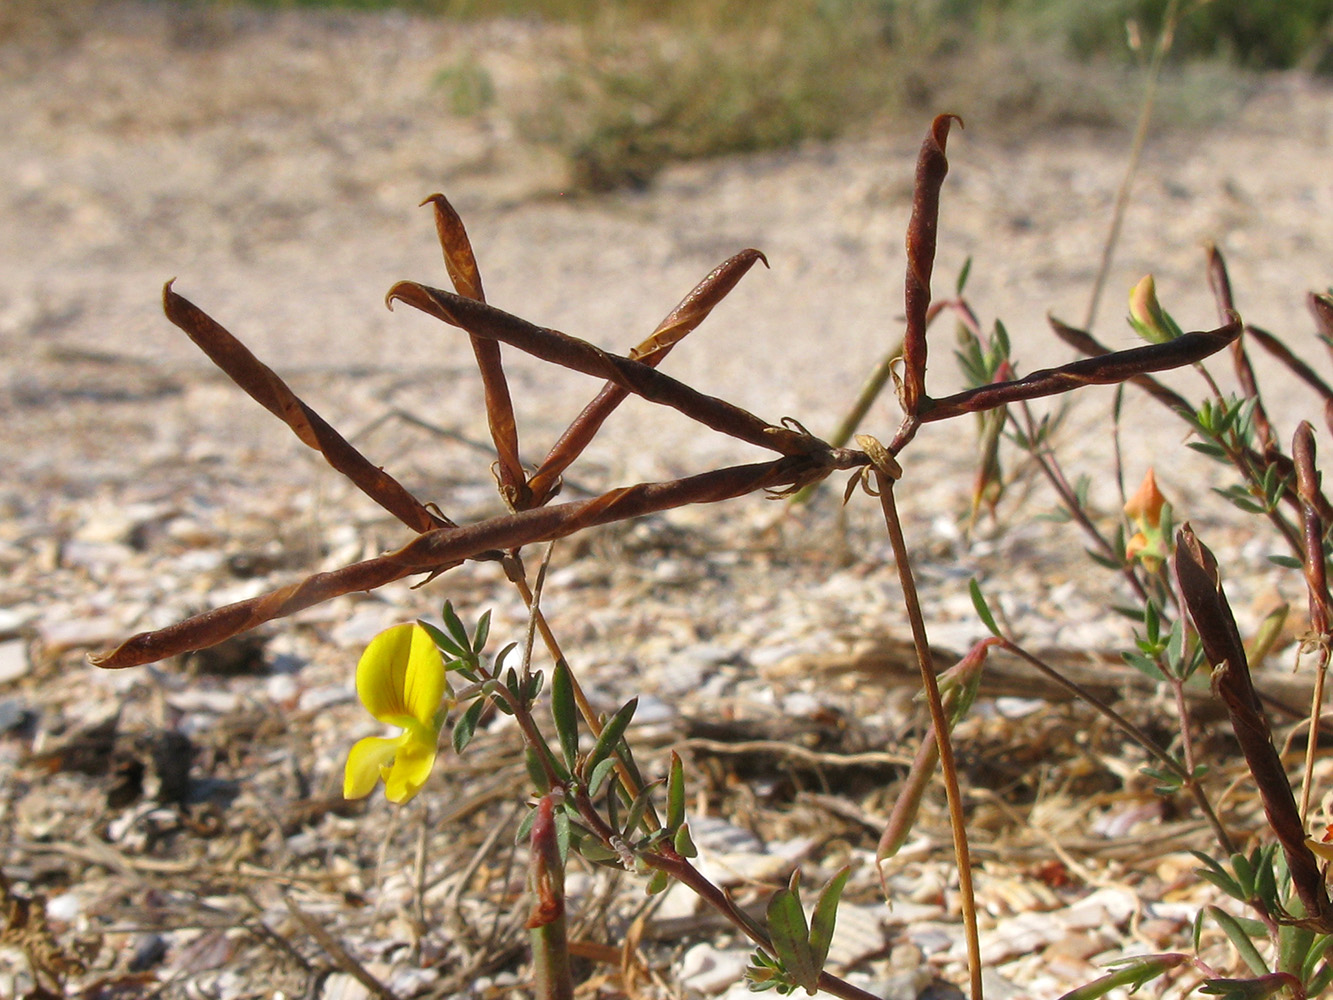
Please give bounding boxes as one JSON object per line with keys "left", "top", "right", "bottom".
{"left": 875, "top": 472, "right": 983, "bottom": 1000}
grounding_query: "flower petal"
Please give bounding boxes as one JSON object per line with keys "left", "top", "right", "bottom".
{"left": 402, "top": 622, "right": 448, "bottom": 726}
{"left": 383, "top": 735, "right": 438, "bottom": 804}
{"left": 344, "top": 736, "right": 401, "bottom": 799}
{"left": 356, "top": 624, "right": 418, "bottom": 724}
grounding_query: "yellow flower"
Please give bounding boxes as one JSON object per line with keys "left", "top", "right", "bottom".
{"left": 343, "top": 623, "right": 450, "bottom": 804}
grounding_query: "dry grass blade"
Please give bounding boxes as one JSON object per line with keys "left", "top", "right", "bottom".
{"left": 902, "top": 113, "right": 959, "bottom": 418}
{"left": 92, "top": 453, "right": 859, "bottom": 667}
{"left": 422, "top": 193, "right": 528, "bottom": 507}
{"left": 386, "top": 281, "right": 821, "bottom": 457}
{"left": 281, "top": 894, "right": 401, "bottom": 1000}
{"left": 528, "top": 249, "right": 768, "bottom": 504}
{"left": 162, "top": 282, "right": 443, "bottom": 534}
{"left": 1174, "top": 524, "right": 1333, "bottom": 929}
{"left": 921, "top": 317, "right": 1240, "bottom": 423}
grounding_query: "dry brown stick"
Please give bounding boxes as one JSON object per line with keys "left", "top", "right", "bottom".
{"left": 901, "top": 113, "right": 959, "bottom": 418}
{"left": 1175, "top": 524, "right": 1333, "bottom": 930}
{"left": 527, "top": 249, "right": 767, "bottom": 505}
{"left": 162, "top": 283, "right": 443, "bottom": 535}
{"left": 422, "top": 194, "right": 528, "bottom": 508}
{"left": 386, "top": 281, "right": 821, "bottom": 458}
{"left": 920, "top": 317, "right": 1240, "bottom": 423}
{"left": 92, "top": 452, "right": 862, "bottom": 668}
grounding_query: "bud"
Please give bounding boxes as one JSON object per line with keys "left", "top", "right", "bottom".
{"left": 1125, "top": 469, "right": 1171, "bottom": 571}
{"left": 1128, "top": 275, "right": 1181, "bottom": 343}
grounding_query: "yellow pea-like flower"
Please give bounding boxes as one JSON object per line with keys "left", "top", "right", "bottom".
{"left": 343, "top": 623, "right": 451, "bottom": 804}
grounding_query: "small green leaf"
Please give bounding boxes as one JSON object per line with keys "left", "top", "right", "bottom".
{"left": 767, "top": 877, "right": 817, "bottom": 993}
{"left": 515, "top": 805, "right": 537, "bottom": 845}
{"left": 551, "top": 661, "right": 580, "bottom": 771}
{"left": 646, "top": 869, "right": 670, "bottom": 895}
{"left": 524, "top": 746, "right": 549, "bottom": 790}
{"left": 588, "top": 756, "right": 618, "bottom": 798}
{"left": 621, "top": 780, "right": 662, "bottom": 838}
{"left": 674, "top": 822, "right": 698, "bottom": 858}
{"left": 1269, "top": 555, "right": 1303, "bottom": 569}
{"left": 420, "top": 619, "right": 467, "bottom": 659}
{"left": 1122, "top": 650, "right": 1166, "bottom": 682}
{"left": 1054, "top": 953, "right": 1188, "bottom": 1000}
{"left": 1188, "top": 441, "right": 1229, "bottom": 460}
{"left": 587, "top": 698, "right": 638, "bottom": 775}
{"left": 667, "top": 751, "right": 686, "bottom": 830}
{"left": 452, "top": 697, "right": 486, "bottom": 754}
{"left": 553, "top": 802, "right": 571, "bottom": 865}
{"left": 809, "top": 867, "right": 851, "bottom": 972}
{"left": 1207, "top": 905, "right": 1271, "bottom": 975}
{"left": 969, "top": 579, "right": 1002, "bottom": 637}
{"left": 956, "top": 256, "right": 972, "bottom": 294}
{"left": 441, "top": 601, "right": 470, "bottom": 649}
{"left": 471, "top": 609, "right": 491, "bottom": 654}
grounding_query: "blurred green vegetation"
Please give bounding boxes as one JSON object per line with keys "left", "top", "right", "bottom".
{"left": 174, "top": 0, "right": 1333, "bottom": 190}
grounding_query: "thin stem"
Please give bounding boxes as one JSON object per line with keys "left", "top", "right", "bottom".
{"left": 875, "top": 474, "right": 983, "bottom": 1000}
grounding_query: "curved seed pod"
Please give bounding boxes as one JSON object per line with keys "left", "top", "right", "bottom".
{"left": 387, "top": 281, "right": 821, "bottom": 458}
{"left": 1175, "top": 524, "right": 1333, "bottom": 931}
{"left": 163, "top": 283, "right": 442, "bottom": 534}
{"left": 901, "top": 113, "right": 961, "bottom": 417}
{"left": 421, "top": 194, "right": 528, "bottom": 507}
{"left": 529, "top": 249, "right": 767, "bottom": 505}
{"left": 922, "top": 316, "right": 1240, "bottom": 423}
{"left": 92, "top": 451, "right": 862, "bottom": 668}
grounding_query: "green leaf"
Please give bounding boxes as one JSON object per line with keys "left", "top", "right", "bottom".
{"left": 956, "top": 256, "right": 972, "bottom": 295}
{"left": 1269, "top": 555, "right": 1303, "bottom": 569}
{"left": 809, "top": 867, "right": 851, "bottom": 972}
{"left": 588, "top": 756, "right": 618, "bottom": 798}
{"left": 1054, "top": 953, "right": 1188, "bottom": 1000}
{"left": 553, "top": 802, "right": 571, "bottom": 865}
{"left": 587, "top": 698, "right": 638, "bottom": 775}
{"left": 524, "top": 746, "right": 549, "bottom": 790}
{"left": 420, "top": 619, "right": 467, "bottom": 659}
{"left": 646, "top": 869, "right": 670, "bottom": 895}
{"left": 515, "top": 805, "right": 537, "bottom": 845}
{"left": 452, "top": 697, "right": 487, "bottom": 754}
{"left": 674, "top": 822, "right": 698, "bottom": 858}
{"left": 551, "top": 661, "right": 580, "bottom": 771}
{"left": 1122, "top": 650, "right": 1165, "bottom": 682}
{"left": 767, "top": 876, "right": 817, "bottom": 994}
{"left": 969, "top": 579, "right": 1002, "bottom": 638}
{"left": 667, "top": 752, "right": 686, "bottom": 830}
{"left": 441, "top": 601, "right": 470, "bottom": 649}
{"left": 1188, "top": 441, "right": 1229, "bottom": 460}
{"left": 1207, "top": 905, "right": 1271, "bottom": 976}
{"left": 471, "top": 609, "right": 491, "bottom": 654}
{"left": 621, "top": 780, "right": 662, "bottom": 838}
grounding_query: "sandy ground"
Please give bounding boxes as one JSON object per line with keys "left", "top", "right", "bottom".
{"left": 4, "top": 4, "right": 1333, "bottom": 998}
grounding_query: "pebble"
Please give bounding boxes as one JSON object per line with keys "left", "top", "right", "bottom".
{"left": 678, "top": 942, "right": 750, "bottom": 994}
{"left": 0, "top": 639, "right": 30, "bottom": 683}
